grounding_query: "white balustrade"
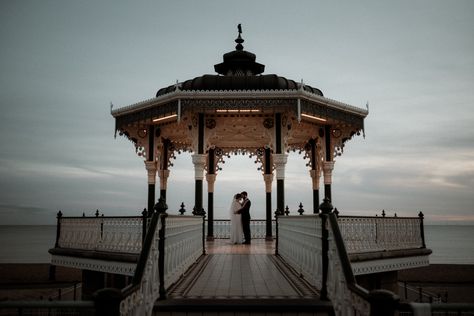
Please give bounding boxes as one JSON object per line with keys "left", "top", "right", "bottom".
{"left": 163, "top": 215, "right": 203, "bottom": 288}
{"left": 338, "top": 216, "right": 423, "bottom": 254}
{"left": 277, "top": 215, "right": 322, "bottom": 288}
{"left": 58, "top": 218, "right": 102, "bottom": 250}
{"left": 327, "top": 221, "right": 370, "bottom": 316}
{"left": 58, "top": 217, "right": 143, "bottom": 253}
{"left": 120, "top": 218, "right": 162, "bottom": 316}
{"left": 97, "top": 217, "right": 143, "bottom": 254}
{"left": 120, "top": 214, "right": 204, "bottom": 316}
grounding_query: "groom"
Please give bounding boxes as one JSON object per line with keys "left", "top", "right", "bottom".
{"left": 237, "top": 191, "right": 251, "bottom": 244}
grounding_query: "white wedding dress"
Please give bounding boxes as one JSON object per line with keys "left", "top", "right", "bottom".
{"left": 229, "top": 198, "right": 244, "bottom": 244}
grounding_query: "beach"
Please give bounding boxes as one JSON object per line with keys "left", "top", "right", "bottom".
{"left": 0, "top": 264, "right": 81, "bottom": 301}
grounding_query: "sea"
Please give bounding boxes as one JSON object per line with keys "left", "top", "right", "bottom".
{"left": 0, "top": 225, "right": 473, "bottom": 264}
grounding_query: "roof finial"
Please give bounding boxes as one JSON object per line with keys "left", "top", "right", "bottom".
{"left": 235, "top": 24, "right": 244, "bottom": 51}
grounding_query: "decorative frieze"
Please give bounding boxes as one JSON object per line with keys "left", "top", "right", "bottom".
{"left": 351, "top": 255, "right": 430, "bottom": 276}
{"left": 51, "top": 255, "right": 136, "bottom": 276}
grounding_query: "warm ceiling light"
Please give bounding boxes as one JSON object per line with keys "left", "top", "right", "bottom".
{"left": 152, "top": 114, "right": 178, "bottom": 123}
{"left": 215, "top": 109, "right": 260, "bottom": 113}
{"left": 301, "top": 113, "right": 327, "bottom": 122}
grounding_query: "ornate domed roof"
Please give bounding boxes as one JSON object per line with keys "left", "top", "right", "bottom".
{"left": 155, "top": 25, "right": 323, "bottom": 97}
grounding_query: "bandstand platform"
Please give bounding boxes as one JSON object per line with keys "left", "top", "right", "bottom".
{"left": 156, "top": 239, "right": 332, "bottom": 315}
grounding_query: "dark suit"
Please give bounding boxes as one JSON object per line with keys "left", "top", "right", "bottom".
{"left": 239, "top": 198, "right": 251, "bottom": 244}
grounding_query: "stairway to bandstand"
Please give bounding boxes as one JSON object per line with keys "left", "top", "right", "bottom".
{"left": 153, "top": 240, "right": 334, "bottom": 315}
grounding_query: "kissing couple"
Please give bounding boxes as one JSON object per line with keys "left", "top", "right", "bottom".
{"left": 229, "top": 191, "right": 251, "bottom": 245}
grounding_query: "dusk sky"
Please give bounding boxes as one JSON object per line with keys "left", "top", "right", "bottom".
{"left": 1, "top": 1, "right": 473, "bottom": 225}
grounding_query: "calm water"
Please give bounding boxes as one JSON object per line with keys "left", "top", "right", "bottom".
{"left": 0, "top": 225, "right": 473, "bottom": 264}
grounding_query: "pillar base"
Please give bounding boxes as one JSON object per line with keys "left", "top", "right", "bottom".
{"left": 206, "top": 236, "right": 215, "bottom": 241}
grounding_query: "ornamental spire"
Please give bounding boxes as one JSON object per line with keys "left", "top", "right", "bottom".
{"left": 235, "top": 24, "right": 244, "bottom": 51}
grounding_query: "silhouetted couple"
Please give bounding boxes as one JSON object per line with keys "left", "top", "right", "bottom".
{"left": 229, "top": 191, "right": 251, "bottom": 244}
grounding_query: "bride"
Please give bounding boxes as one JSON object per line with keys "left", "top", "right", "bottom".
{"left": 229, "top": 193, "right": 244, "bottom": 244}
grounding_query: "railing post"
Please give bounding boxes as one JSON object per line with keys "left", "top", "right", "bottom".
{"left": 93, "top": 288, "right": 122, "bottom": 316}
{"left": 179, "top": 202, "right": 186, "bottom": 215}
{"left": 319, "top": 197, "right": 333, "bottom": 301}
{"left": 141, "top": 208, "right": 147, "bottom": 245}
{"left": 55, "top": 210, "right": 62, "bottom": 248}
{"left": 275, "top": 213, "right": 279, "bottom": 256}
{"left": 155, "top": 198, "right": 168, "bottom": 300}
{"left": 418, "top": 211, "right": 426, "bottom": 248}
{"left": 202, "top": 214, "right": 206, "bottom": 255}
{"left": 369, "top": 289, "right": 399, "bottom": 316}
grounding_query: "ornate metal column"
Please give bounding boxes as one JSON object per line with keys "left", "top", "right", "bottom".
{"left": 308, "top": 138, "right": 320, "bottom": 213}
{"left": 193, "top": 113, "right": 206, "bottom": 215}
{"left": 145, "top": 125, "right": 157, "bottom": 214}
{"left": 263, "top": 147, "right": 273, "bottom": 240}
{"left": 274, "top": 113, "right": 286, "bottom": 214}
{"left": 274, "top": 153, "right": 288, "bottom": 214}
{"left": 192, "top": 154, "right": 206, "bottom": 215}
{"left": 323, "top": 125, "right": 334, "bottom": 202}
{"left": 206, "top": 147, "right": 216, "bottom": 240}
{"left": 158, "top": 138, "right": 171, "bottom": 201}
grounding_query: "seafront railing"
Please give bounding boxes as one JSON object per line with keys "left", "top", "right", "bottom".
{"left": 55, "top": 212, "right": 146, "bottom": 254}
{"left": 337, "top": 214, "right": 425, "bottom": 254}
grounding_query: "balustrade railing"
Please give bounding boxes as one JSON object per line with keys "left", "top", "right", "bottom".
{"left": 277, "top": 215, "right": 322, "bottom": 288}
{"left": 120, "top": 201, "right": 204, "bottom": 316}
{"left": 275, "top": 203, "right": 434, "bottom": 316}
{"left": 207, "top": 219, "right": 275, "bottom": 239}
{"left": 163, "top": 215, "right": 204, "bottom": 288}
{"left": 337, "top": 215, "right": 425, "bottom": 254}
{"left": 56, "top": 215, "right": 144, "bottom": 254}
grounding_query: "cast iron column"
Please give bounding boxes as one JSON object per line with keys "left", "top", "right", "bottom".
{"left": 193, "top": 113, "right": 205, "bottom": 215}
{"left": 309, "top": 138, "right": 320, "bottom": 213}
{"left": 274, "top": 113, "right": 287, "bottom": 214}
{"left": 145, "top": 125, "right": 157, "bottom": 215}
{"left": 158, "top": 139, "right": 170, "bottom": 201}
{"left": 323, "top": 125, "right": 334, "bottom": 202}
{"left": 206, "top": 147, "right": 216, "bottom": 240}
{"left": 264, "top": 147, "right": 273, "bottom": 240}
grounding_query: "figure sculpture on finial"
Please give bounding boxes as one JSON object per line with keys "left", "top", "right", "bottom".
{"left": 238, "top": 23, "right": 242, "bottom": 35}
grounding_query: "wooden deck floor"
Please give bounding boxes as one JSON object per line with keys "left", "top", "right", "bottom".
{"left": 167, "top": 239, "right": 319, "bottom": 300}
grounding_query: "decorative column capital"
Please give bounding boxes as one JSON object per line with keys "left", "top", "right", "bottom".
{"left": 309, "top": 169, "right": 321, "bottom": 190}
{"left": 263, "top": 173, "right": 274, "bottom": 193}
{"left": 192, "top": 154, "right": 207, "bottom": 180}
{"left": 144, "top": 161, "right": 157, "bottom": 184}
{"left": 273, "top": 153, "right": 288, "bottom": 180}
{"left": 322, "top": 161, "right": 335, "bottom": 185}
{"left": 206, "top": 173, "right": 217, "bottom": 192}
{"left": 158, "top": 169, "right": 170, "bottom": 190}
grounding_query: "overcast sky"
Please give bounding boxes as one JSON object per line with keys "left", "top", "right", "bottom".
{"left": 1, "top": 1, "right": 473, "bottom": 225}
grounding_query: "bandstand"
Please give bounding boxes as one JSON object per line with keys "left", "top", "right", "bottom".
{"left": 111, "top": 27, "right": 367, "bottom": 240}
{"left": 29, "top": 27, "right": 440, "bottom": 316}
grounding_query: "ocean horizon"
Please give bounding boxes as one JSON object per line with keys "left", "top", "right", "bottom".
{"left": 0, "top": 224, "right": 473, "bottom": 265}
